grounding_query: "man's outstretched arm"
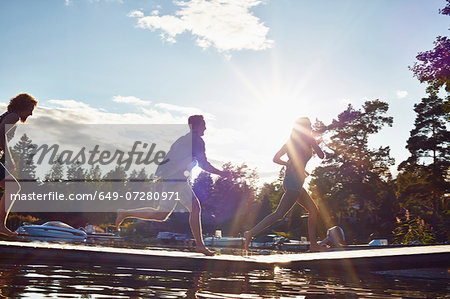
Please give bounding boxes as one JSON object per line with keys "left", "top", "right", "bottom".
{"left": 198, "top": 160, "right": 229, "bottom": 177}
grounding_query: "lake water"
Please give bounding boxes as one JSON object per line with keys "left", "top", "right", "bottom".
{"left": 0, "top": 260, "right": 448, "bottom": 298}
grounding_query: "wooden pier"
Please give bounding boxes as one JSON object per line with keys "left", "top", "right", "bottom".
{"left": 0, "top": 241, "right": 448, "bottom": 273}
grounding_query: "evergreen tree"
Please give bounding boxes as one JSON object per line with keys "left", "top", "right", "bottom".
{"left": 103, "top": 165, "right": 127, "bottom": 181}
{"left": 129, "top": 167, "right": 149, "bottom": 181}
{"left": 103, "top": 165, "right": 127, "bottom": 197}
{"left": 11, "top": 134, "right": 37, "bottom": 181}
{"left": 86, "top": 165, "right": 102, "bottom": 181}
{"left": 44, "top": 156, "right": 64, "bottom": 182}
{"left": 67, "top": 161, "right": 87, "bottom": 181}
{"left": 397, "top": 95, "right": 449, "bottom": 240}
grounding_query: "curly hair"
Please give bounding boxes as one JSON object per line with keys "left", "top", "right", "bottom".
{"left": 7, "top": 93, "right": 38, "bottom": 112}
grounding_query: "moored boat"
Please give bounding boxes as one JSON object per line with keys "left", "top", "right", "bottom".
{"left": 15, "top": 221, "right": 87, "bottom": 242}
{"left": 204, "top": 237, "right": 244, "bottom": 247}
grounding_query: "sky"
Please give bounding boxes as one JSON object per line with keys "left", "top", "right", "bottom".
{"left": 0, "top": 0, "right": 448, "bottom": 185}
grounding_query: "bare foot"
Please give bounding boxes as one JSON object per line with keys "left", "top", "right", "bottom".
{"left": 244, "top": 231, "right": 252, "bottom": 251}
{"left": 309, "top": 243, "right": 329, "bottom": 252}
{"left": 0, "top": 226, "right": 18, "bottom": 237}
{"left": 115, "top": 209, "right": 125, "bottom": 231}
{"left": 196, "top": 246, "right": 215, "bottom": 256}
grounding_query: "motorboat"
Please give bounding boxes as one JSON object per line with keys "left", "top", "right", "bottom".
{"left": 157, "top": 232, "right": 190, "bottom": 244}
{"left": 15, "top": 221, "right": 87, "bottom": 242}
{"left": 250, "top": 234, "right": 284, "bottom": 249}
{"left": 204, "top": 236, "right": 244, "bottom": 247}
{"left": 80, "top": 224, "right": 123, "bottom": 242}
{"left": 277, "top": 239, "right": 310, "bottom": 251}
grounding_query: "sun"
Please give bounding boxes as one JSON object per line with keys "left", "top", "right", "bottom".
{"left": 227, "top": 57, "right": 316, "bottom": 146}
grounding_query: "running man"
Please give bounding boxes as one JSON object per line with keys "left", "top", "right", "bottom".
{"left": 0, "top": 93, "right": 37, "bottom": 236}
{"left": 116, "top": 115, "right": 230, "bottom": 256}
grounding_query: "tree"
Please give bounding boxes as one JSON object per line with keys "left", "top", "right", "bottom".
{"left": 197, "top": 163, "right": 258, "bottom": 236}
{"left": 400, "top": 95, "right": 449, "bottom": 169}
{"left": 409, "top": 1, "right": 450, "bottom": 94}
{"left": 103, "top": 165, "right": 127, "bottom": 181}
{"left": 86, "top": 165, "right": 102, "bottom": 181}
{"left": 256, "top": 168, "right": 285, "bottom": 215}
{"left": 397, "top": 95, "right": 449, "bottom": 240}
{"left": 67, "top": 161, "right": 86, "bottom": 181}
{"left": 129, "top": 168, "right": 149, "bottom": 181}
{"left": 192, "top": 171, "right": 214, "bottom": 227}
{"left": 11, "top": 134, "right": 37, "bottom": 181}
{"left": 192, "top": 172, "right": 213, "bottom": 204}
{"left": 44, "top": 156, "right": 64, "bottom": 182}
{"left": 309, "top": 100, "right": 396, "bottom": 242}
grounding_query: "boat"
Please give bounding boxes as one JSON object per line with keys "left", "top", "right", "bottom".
{"left": 250, "top": 234, "right": 284, "bottom": 249}
{"left": 204, "top": 237, "right": 244, "bottom": 247}
{"left": 277, "top": 239, "right": 310, "bottom": 251}
{"left": 80, "top": 225, "right": 123, "bottom": 243}
{"left": 157, "top": 232, "right": 190, "bottom": 244}
{"left": 15, "top": 221, "right": 87, "bottom": 242}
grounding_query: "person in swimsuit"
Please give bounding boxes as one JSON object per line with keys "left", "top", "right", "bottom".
{"left": 244, "top": 117, "right": 326, "bottom": 252}
{"left": 0, "top": 93, "right": 37, "bottom": 236}
{"left": 115, "top": 115, "right": 230, "bottom": 256}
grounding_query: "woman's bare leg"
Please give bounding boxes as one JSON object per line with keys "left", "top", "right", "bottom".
{"left": 244, "top": 190, "right": 299, "bottom": 250}
{"left": 296, "top": 188, "right": 326, "bottom": 252}
{"left": 0, "top": 176, "right": 20, "bottom": 236}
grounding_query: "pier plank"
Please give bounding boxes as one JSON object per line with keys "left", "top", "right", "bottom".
{"left": 0, "top": 241, "right": 448, "bottom": 272}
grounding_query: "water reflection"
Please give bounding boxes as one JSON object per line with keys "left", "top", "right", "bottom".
{"left": 0, "top": 263, "right": 448, "bottom": 298}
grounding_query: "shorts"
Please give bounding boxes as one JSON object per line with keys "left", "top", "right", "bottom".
{"left": 282, "top": 166, "right": 305, "bottom": 191}
{"left": 150, "top": 179, "right": 196, "bottom": 213}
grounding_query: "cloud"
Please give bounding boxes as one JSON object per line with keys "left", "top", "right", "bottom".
{"left": 27, "top": 98, "right": 214, "bottom": 126}
{"left": 42, "top": 99, "right": 151, "bottom": 124}
{"left": 48, "top": 99, "right": 92, "bottom": 110}
{"left": 128, "top": 10, "right": 144, "bottom": 18}
{"left": 0, "top": 98, "right": 214, "bottom": 160}
{"left": 128, "top": 0, "right": 274, "bottom": 53}
{"left": 155, "top": 103, "right": 214, "bottom": 119}
{"left": 396, "top": 90, "right": 408, "bottom": 99}
{"left": 112, "top": 95, "right": 151, "bottom": 106}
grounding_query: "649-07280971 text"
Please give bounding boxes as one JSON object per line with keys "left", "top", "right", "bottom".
{"left": 10, "top": 191, "right": 181, "bottom": 201}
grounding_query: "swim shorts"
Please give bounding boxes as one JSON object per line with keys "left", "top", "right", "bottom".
{"left": 282, "top": 164, "right": 305, "bottom": 191}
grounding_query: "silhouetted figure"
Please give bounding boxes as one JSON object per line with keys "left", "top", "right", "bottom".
{"left": 0, "top": 93, "right": 37, "bottom": 236}
{"left": 116, "top": 115, "right": 230, "bottom": 256}
{"left": 244, "top": 117, "right": 326, "bottom": 252}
